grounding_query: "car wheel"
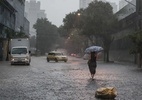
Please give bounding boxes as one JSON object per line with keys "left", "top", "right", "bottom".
{"left": 27, "top": 63, "right": 30, "bottom": 65}
{"left": 55, "top": 58, "right": 58, "bottom": 62}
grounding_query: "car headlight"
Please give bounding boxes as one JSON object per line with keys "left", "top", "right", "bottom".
{"left": 11, "top": 56, "right": 15, "bottom": 61}
{"left": 25, "top": 56, "right": 29, "bottom": 61}
{"left": 11, "top": 58, "right": 15, "bottom": 61}
{"left": 24, "top": 58, "right": 28, "bottom": 61}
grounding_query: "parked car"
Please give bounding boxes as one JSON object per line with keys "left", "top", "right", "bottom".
{"left": 70, "top": 53, "right": 77, "bottom": 57}
{"left": 46, "top": 51, "right": 68, "bottom": 62}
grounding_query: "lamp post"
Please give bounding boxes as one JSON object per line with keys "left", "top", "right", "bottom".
{"left": 77, "top": 13, "right": 81, "bottom": 16}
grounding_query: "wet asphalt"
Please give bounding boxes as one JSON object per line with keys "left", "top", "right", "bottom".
{"left": 0, "top": 56, "right": 142, "bottom": 100}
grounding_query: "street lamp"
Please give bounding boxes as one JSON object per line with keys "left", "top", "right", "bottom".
{"left": 77, "top": 13, "right": 81, "bottom": 16}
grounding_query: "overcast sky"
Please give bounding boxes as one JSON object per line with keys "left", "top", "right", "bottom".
{"left": 28, "top": 0, "right": 120, "bottom": 27}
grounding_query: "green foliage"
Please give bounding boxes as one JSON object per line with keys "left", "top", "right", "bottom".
{"left": 33, "top": 18, "right": 60, "bottom": 54}
{"left": 4, "top": 28, "right": 28, "bottom": 39}
{"left": 129, "top": 31, "right": 142, "bottom": 55}
{"left": 81, "top": 1, "right": 118, "bottom": 39}
{"left": 63, "top": 9, "right": 84, "bottom": 36}
{"left": 65, "top": 30, "right": 86, "bottom": 54}
{"left": 58, "top": 25, "right": 68, "bottom": 38}
{"left": 63, "top": 12, "right": 76, "bottom": 30}
{"left": 78, "top": 1, "right": 118, "bottom": 62}
{"left": 62, "top": 1, "right": 118, "bottom": 62}
{"left": 4, "top": 29, "right": 16, "bottom": 39}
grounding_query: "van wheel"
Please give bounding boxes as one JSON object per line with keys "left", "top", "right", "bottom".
{"left": 55, "top": 59, "right": 58, "bottom": 62}
{"left": 47, "top": 58, "right": 49, "bottom": 62}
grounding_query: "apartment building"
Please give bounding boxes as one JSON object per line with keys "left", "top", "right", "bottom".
{"left": 0, "top": 0, "right": 29, "bottom": 61}
{"left": 79, "top": 0, "right": 117, "bottom": 13}
{"left": 7, "top": 0, "right": 29, "bottom": 35}
{"left": 79, "top": 0, "right": 93, "bottom": 9}
{"left": 119, "top": 0, "right": 128, "bottom": 10}
{"left": 25, "top": 0, "right": 46, "bottom": 36}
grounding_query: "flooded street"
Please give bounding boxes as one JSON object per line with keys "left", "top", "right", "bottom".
{"left": 0, "top": 56, "right": 142, "bottom": 100}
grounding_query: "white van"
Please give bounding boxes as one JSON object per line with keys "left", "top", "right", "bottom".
{"left": 9, "top": 38, "right": 31, "bottom": 65}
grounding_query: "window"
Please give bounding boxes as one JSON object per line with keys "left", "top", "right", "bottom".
{"left": 12, "top": 48, "right": 27, "bottom": 54}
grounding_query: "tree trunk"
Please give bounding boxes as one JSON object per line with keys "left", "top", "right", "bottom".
{"left": 6, "top": 39, "right": 10, "bottom": 61}
{"left": 103, "top": 51, "right": 106, "bottom": 62}
{"left": 138, "top": 53, "right": 141, "bottom": 68}
{"left": 106, "top": 50, "right": 109, "bottom": 62}
{"left": 103, "top": 49, "right": 110, "bottom": 62}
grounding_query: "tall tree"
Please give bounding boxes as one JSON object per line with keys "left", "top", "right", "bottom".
{"left": 129, "top": 31, "right": 142, "bottom": 68}
{"left": 63, "top": 9, "right": 87, "bottom": 55}
{"left": 63, "top": 9, "right": 84, "bottom": 37}
{"left": 58, "top": 25, "right": 68, "bottom": 38}
{"left": 64, "top": 29, "right": 87, "bottom": 55}
{"left": 79, "top": 1, "right": 118, "bottom": 62}
{"left": 33, "top": 18, "right": 59, "bottom": 55}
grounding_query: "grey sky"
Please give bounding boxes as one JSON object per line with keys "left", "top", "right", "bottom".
{"left": 34, "top": 0, "right": 120, "bottom": 27}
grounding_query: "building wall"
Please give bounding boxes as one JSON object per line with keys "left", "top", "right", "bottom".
{"left": 0, "top": 0, "right": 16, "bottom": 61}
{"left": 7, "top": 0, "right": 29, "bottom": 35}
{"left": 79, "top": 0, "right": 117, "bottom": 13}
{"left": 119, "top": 0, "right": 128, "bottom": 10}
{"left": 25, "top": 0, "right": 46, "bottom": 36}
{"left": 0, "top": 0, "right": 29, "bottom": 61}
{"left": 23, "top": 17, "right": 30, "bottom": 35}
{"left": 0, "top": 0, "right": 16, "bottom": 39}
{"left": 109, "top": 2, "right": 118, "bottom": 13}
{"left": 0, "top": 1, "right": 15, "bottom": 30}
{"left": 109, "top": 0, "right": 138, "bottom": 63}
{"left": 79, "top": 0, "right": 93, "bottom": 9}
{"left": 116, "top": 0, "right": 136, "bottom": 20}
{"left": 7, "top": 0, "right": 25, "bottom": 32}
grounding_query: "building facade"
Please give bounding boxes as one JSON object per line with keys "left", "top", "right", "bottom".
{"left": 79, "top": 0, "right": 117, "bottom": 13}
{"left": 25, "top": 0, "right": 46, "bottom": 36}
{"left": 119, "top": 0, "right": 132, "bottom": 10}
{"left": 79, "top": 0, "right": 93, "bottom": 9}
{"left": 7, "top": 0, "right": 29, "bottom": 35}
{"left": 0, "top": 0, "right": 16, "bottom": 61}
{"left": 110, "top": 0, "right": 139, "bottom": 62}
{"left": 109, "top": 2, "right": 118, "bottom": 13}
{"left": 0, "top": 0, "right": 29, "bottom": 61}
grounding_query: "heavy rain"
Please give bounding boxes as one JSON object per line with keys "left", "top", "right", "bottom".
{"left": 0, "top": 0, "right": 142, "bottom": 100}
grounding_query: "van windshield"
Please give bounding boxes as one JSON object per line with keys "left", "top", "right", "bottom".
{"left": 12, "top": 48, "right": 27, "bottom": 54}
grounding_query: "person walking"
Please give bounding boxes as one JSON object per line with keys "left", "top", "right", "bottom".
{"left": 87, "top": 51, "right": 97, "bottom": 79}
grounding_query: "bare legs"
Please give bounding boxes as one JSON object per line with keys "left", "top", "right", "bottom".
{"left": 91, "top": 74, "right": 94, "bottom": 79}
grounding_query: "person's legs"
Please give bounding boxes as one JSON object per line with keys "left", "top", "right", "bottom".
{"left": 88, "top": 61, "right": 96, "bottom": 79}
{"left": 91, "top": 74, "right": 94, "bottom": 79}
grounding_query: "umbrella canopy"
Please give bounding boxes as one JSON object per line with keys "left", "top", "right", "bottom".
{"left": 85, "top": 46, "right": 103, "bottom": 53}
